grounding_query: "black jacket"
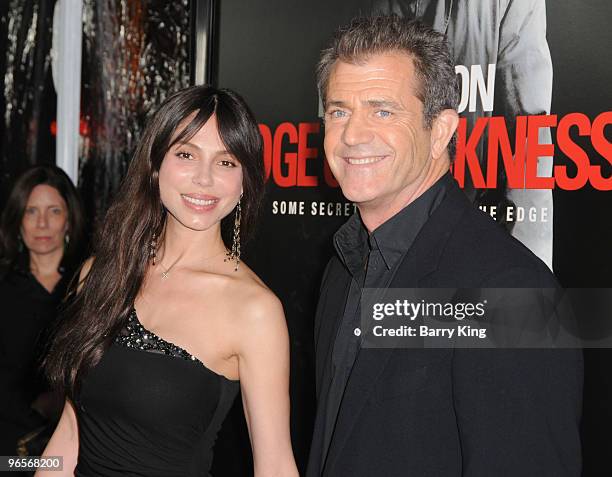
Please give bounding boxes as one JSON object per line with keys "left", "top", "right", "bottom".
{"left": 0, "top": 254, "right": 72, "bottom": 455}
{"left": 307, "top": 178, "right": 582, "bottom": 476}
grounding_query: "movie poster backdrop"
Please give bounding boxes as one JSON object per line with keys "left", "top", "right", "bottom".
{"left": 0, "top": 1, "right": 610, "bottom": 475}
{"left": 213, "top": 1, "right": 611, "bottom": 474}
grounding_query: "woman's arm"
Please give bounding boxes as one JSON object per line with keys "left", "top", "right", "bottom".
{"left": 34, "top": 399, "right": 78, "bottom": 476}
{"left": 76, "top": 257, "right": 94, "bottom": 292}
{"left": 35, "top": 258, "right": 92, "bottom": 476}
{"left": 237, "top": 291, "right": 299, "bottom": 477}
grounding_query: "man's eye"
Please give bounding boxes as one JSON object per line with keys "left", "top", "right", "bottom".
{"left": 328, "top": 110, "right": 347, "bottom": 119}
{"left": 376, "top": 110, "right": 392, "bottom": 118}
{"left": 219, "top": 160, "right": 237, "bottom": 168}
{"left": 176, "top": 151, "right": 194, "bottom": 160}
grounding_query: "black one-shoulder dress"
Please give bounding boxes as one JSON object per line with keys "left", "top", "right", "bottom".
{"left": 73, "top": 309, "right": 240, "bottom": 476}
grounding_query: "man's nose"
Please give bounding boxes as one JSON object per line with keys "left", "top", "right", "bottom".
{"left": 192, "top": 160, "right": 214, "bottom": 187}
{"left": 341, "top": 112, "right": 374, "bottom": 146}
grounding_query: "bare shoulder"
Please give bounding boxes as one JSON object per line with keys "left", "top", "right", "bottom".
{"left": 80, "top": 256, "right": 94, "bottom": 275}
{"left": 218, "top": 261, "right": 286, "bottom": 337}
{"left": 78, "top": 256, "right": 95, "bottom": 291}
{"left": 229, "top": 262, "right": 284, "bottom": 322}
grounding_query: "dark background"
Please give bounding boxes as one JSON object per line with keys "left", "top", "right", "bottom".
{"left": 0, "top": 1, "right": 610, "bottom": 475}
{"left": 547, "top": 2, "right": 612, "bottom": 476}
{"left": 212, "top": 1, "right": 612, "bottom": 475}
{"left": 212, "top": 2, "right": 355, "bottom": 472}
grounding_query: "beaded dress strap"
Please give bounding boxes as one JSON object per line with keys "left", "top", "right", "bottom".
{"left": 114, "top": 309, "right": 204, "bottom": 366}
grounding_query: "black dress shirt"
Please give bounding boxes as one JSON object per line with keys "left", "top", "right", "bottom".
{"left": 319, "top": 173, "right": 450, "bottom": 459}
{"left": 308, "top": 172, "right": 581, "bottom": 477}
{"left": 0, "top": 252, "right": 72, "bottom": 455}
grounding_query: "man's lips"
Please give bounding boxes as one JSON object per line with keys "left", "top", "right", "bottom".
{"left": 342, "top": 155, "right": 388, "bottom": 165}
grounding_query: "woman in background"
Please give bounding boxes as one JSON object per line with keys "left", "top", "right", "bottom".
{"left": 0, "top": 165, "right": 85, "bottom": 460}
{"left": 39, "top": 85, "right": 299, "bottom": 477}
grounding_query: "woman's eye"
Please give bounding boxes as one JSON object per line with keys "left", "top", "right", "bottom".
{"left": 176, "top": 151, "right": 194, "bottom": 160}
{"left": 51, "top": 208, "right": 63, "bottom": 215}
{"left": 219, "top": 160, "right": 236, "bottom": 168}
{"left": 24, "top": 207, "right": 36, "bottom": 215}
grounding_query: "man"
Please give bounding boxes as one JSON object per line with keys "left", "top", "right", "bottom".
{"left": 307, "top": 16, "right": 582, "bottom": 477}
{"left": 322, "top": 0, "right": 555, "bottom": 268}
{"left": 370, "top": 0, "right": 555, "bottom": 269}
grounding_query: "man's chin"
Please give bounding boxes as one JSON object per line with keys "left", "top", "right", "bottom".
{"left": 338, "top": 187, "right": 380, "bottom": 207}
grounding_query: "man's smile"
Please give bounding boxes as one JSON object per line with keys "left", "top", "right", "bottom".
{"left": 343, "top": 155, "right": 388, "bottom": 165}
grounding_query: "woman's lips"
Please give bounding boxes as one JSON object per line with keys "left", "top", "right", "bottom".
{"left": 180, "top": 193, "right": 219, "bottom": 212}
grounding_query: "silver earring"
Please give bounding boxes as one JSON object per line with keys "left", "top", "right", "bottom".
{"left": 149, "top": 233, "right": 157, "bottom": 265}
{"left": 64, "top": 233, "right": 70, "bottom": 245}
{"left": 225, "top": 194, "right": 242, "bottom": 271}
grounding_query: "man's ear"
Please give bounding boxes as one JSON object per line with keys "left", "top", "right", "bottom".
{"left": 430, "top": 109, "right": 459, "bottom": 160}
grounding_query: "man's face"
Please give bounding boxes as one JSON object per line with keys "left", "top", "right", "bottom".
{"left": 323, "top": 52, "right": 433, "bottom": 214}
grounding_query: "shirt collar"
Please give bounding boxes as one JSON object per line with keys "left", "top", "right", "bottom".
{"left": 13, "top": 250, "right": 67, "bottom": 276}
{"left": 333, "top": 212, "right": 369, "bottom": 277}
{"left": 334, "top": 172, "right": 451, "bottom": 275}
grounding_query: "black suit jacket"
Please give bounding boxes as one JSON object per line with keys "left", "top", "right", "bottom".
{"left": 307, "top": 178, "right": 582, "bottom": 477}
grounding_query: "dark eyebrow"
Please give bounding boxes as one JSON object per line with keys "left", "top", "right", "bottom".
{"left": 365, "top": 99, "right": 402, "bottom": 110}
{"left": 325, "top": 100, "right": 349, "bottom": 109}
{"left": 175, "top": 141, "right": 203, "bottom": 151}
{"left": 25, "top": 204, "right": 63, "bottom": 209}
{"left": 175, "top": 142, "right": 229, "bottom": 156}
{"left": 325, "top": 99, "right": 403, "bottom": 110}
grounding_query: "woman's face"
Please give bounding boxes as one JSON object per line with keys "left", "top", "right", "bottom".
{"left": 158, "top": 114, "right": 243, "bottom": 232}
{"left": 21, "top": 184, "right": 69, "bottom": 256}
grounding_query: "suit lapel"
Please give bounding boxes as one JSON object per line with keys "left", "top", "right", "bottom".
{"left": 322, "top": 181, "right": 469, "bottom": 475}
{"left": 315, "top": 262, "right": 353, "bottom": 393}
{"left": 310, "top": 260, "right": 353, "bottom": 476}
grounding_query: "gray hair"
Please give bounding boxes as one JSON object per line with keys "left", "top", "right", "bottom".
{"left": 317, "top": 15, "right": 459, "bottom": 129}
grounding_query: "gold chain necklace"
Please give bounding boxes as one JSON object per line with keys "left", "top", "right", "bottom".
{"left": 157, "top": 249, "right": 228, "bottom": 281}
{"left": 159, "top": 258, "right": 181, "bottom": 281}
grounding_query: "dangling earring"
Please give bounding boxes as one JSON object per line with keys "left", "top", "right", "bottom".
{"left": 149, "top": 233, "right": 158, "bottom": 265}
{"left": 64, "top": 233, "right": 70, "bottom": 245}
{"left": 225, "top": 194, "right": 242, "bottom": 271}
{"left": 149, "top": 208, "right": 167, "bottom": 266}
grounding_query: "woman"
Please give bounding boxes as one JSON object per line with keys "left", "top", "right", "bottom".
{"left": 38, "top": 86, "right": 299, "bottom": 476}
{"left": 0, "top": 165, "right": 85, "bottom": 461}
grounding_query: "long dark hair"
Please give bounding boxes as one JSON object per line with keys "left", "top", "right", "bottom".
{"left": 0, "top": 165, "right": 86, "bottom": 276}
{"left": 44, "top": 85, "right": 264, "bottom": 398}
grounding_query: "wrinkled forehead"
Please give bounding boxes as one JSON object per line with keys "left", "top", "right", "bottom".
{"left": 326, "top": 51, "right": 421, "bottom": 103}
